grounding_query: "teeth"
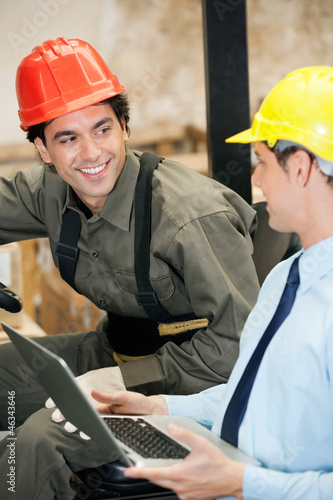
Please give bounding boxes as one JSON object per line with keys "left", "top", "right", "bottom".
{"left": 79, "top": 163, "right": 106, "bottom": 175}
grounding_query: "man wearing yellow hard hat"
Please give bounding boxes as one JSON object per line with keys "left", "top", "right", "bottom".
{"left": 74, "top": 67, "right": 332, "bottom": 499}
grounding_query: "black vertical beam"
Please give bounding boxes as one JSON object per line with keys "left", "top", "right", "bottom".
{"left": 202, "top": 0, "right": 252, "bottom": 203}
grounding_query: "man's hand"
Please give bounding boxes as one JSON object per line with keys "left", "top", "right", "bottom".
{"left": 92, "top": 389, "right": 168, "bottom": 416}
{"left": 46, "top": 366, "right": 127, "bottom": 436}
{"left": 124, "top": 424, "right": 246, "bottom": 500}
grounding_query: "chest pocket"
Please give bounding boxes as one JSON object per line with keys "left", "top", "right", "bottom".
{"left": 115, "top": 269, "right": 175, "bottom": 300}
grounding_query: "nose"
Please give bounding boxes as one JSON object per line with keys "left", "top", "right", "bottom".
{"left": 80, "top": 136, "right": 102, "bottom": 163}
{"left": 252, "top": 163, "right": 262, "bottom": 187}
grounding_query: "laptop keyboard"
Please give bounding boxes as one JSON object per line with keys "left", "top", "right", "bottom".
{"left": 104, "top": 417, "right": 190, "bottom": 459}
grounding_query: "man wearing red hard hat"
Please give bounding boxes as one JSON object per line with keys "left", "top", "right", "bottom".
{"left": 0, "top": 38, "right": 259, "bottom": 497}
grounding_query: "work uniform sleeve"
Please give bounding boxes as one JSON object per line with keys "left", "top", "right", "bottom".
{"left": 0, "top": 166, "right": 50, "bottom": 243}
{"left": 120, "top": 209, "right": 260, "bottom": 395}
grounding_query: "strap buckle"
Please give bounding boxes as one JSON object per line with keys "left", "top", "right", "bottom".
{"left": 56, "top": 242, "right": 79, "bottom": 262}
{"left": 135, "top": 291, "right": 160, "bottom": 307}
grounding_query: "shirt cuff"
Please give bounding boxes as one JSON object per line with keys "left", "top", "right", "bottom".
{"left": 120, "top": 355, "right": 164, "bottom": 393}
{"left": 161, "top": 394, "right": 214, "bottom": 429}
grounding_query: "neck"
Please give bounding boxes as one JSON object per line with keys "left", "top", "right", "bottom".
{"left": 298, "top": 193, "right": 333, "bottom": 250}
{"left": 75, "top": 194, "right": 105, "bottom": 217}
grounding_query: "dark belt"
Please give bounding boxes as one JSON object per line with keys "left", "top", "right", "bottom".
{"left": 106, "top": 312, "right": 199, "bottom": 357}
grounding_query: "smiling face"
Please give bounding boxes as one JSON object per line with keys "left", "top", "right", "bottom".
{"left": 34, "top": 103, "right": 129, "bottom": 214}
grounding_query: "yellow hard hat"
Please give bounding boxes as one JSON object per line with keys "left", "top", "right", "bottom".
{"left": 226, "top": 66, "right": 333, "bottom": 163}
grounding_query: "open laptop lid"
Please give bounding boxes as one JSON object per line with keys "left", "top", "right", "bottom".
{"left": 2, "top": 322, "right": 131, "bottom": 465}
{"left": 3, "top": 322, "right": 260, "bottom": 468}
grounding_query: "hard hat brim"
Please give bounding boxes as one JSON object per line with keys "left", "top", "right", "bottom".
{"left": 225, "top": 128, "right": 255, "bottom": 144}
{"left": 19, "top": 87, "right": 125, "bottom": 131}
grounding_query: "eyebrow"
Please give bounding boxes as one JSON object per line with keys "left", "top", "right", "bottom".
{"left": 52, "top": 117, "right": 113, "bottom": 141}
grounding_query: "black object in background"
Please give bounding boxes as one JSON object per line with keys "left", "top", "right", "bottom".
{"left": 0, "top": 282, "right": 23, "bottom": 313}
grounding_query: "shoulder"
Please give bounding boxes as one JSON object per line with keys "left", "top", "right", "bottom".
{"left": 12, "top": 164, "right": 45, "bottom": 185}
{"left": 12, "top": 164, "right": 67, "bottom": 203}
{"left": 14, "top": 164, "right": 64, "bottom": 187}
{"left": 147, "top": 155, "right": 255, "bottom": 230}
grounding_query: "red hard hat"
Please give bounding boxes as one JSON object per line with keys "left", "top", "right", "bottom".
{"left": 16, "top": 37, "right": 125, "bottom": 130}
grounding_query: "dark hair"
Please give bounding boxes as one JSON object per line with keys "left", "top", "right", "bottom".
{"left": 105, "top": 93, "right": 130, "bottom": 136}
{"left": 26, "top": 92, "right": 130, "bottom": 146}
{"left": 271, "top": 144, "right": 333, "bottom": 188}
{"left": 271, "top": 145, "right": 312, "bottom": 171}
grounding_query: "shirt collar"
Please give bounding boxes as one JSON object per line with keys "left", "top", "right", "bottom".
{"left": 65, "top": 148, "right": 139, "bottom": 231}
{"left": 299, "top": 235, "right": 333, "bottom": 293}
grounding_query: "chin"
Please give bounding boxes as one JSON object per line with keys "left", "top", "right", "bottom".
{"left": 268, "top": 217, "right": 292, "bottom": 234}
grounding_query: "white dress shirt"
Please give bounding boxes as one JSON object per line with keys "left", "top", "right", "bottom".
{"left": 163, "top": 236, "right": 333, "bottom": 500}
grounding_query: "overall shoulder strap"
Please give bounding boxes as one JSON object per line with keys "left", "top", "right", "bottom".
{"left": 56, "top": 209, "right": 82, "bottom": 292}
{"left": 134, "top": 152, "right": 176, "bottom": 322}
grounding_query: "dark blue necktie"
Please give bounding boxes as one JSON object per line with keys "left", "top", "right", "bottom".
{"left": 221, "top": 255, "right": 301, "bottom": 447}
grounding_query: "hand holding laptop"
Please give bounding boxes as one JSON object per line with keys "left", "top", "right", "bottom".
{"left": 84, "top": 389, "right": 247, "bottom": 500}
{"left": 124, "top": 422, "right": 246, "bottom": 500}
{"left": 49, "top": 386, "right": 248, "bottom": 499}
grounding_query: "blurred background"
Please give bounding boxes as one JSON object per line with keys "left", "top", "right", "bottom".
{"left": 1, "top": 0, "right": 333, "bottom": 145}
{"left": 0, "top": 0, "right": 332, "bottom": 338}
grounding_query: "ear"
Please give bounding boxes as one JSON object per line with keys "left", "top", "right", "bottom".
{"left": 34, "top": 137, "right": 52, "bottom": 164}
{"left": 121, "top": 118, "right": 129, "bottom": 143}
{"left": 291, "top": 150, "right": 312, "bottom": 188}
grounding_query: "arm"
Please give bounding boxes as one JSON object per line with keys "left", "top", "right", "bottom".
{"left": 243, "top": 464, "right": 333, "bottom": 500}
{"left": 120, "top": 210, "right": 259, "bottom": 395}
{"left": 162, "top": 383, "right": 227, "bottom": 427}
{"left": 0, "top": 166, "right": 51, "bottom": 243}
{"left": 92, "top": 384, "right": 225, "bottom": 423}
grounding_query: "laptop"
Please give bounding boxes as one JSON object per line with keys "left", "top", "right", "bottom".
{"left": 2, "top": 322, "right": 260, "bottom": 468}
